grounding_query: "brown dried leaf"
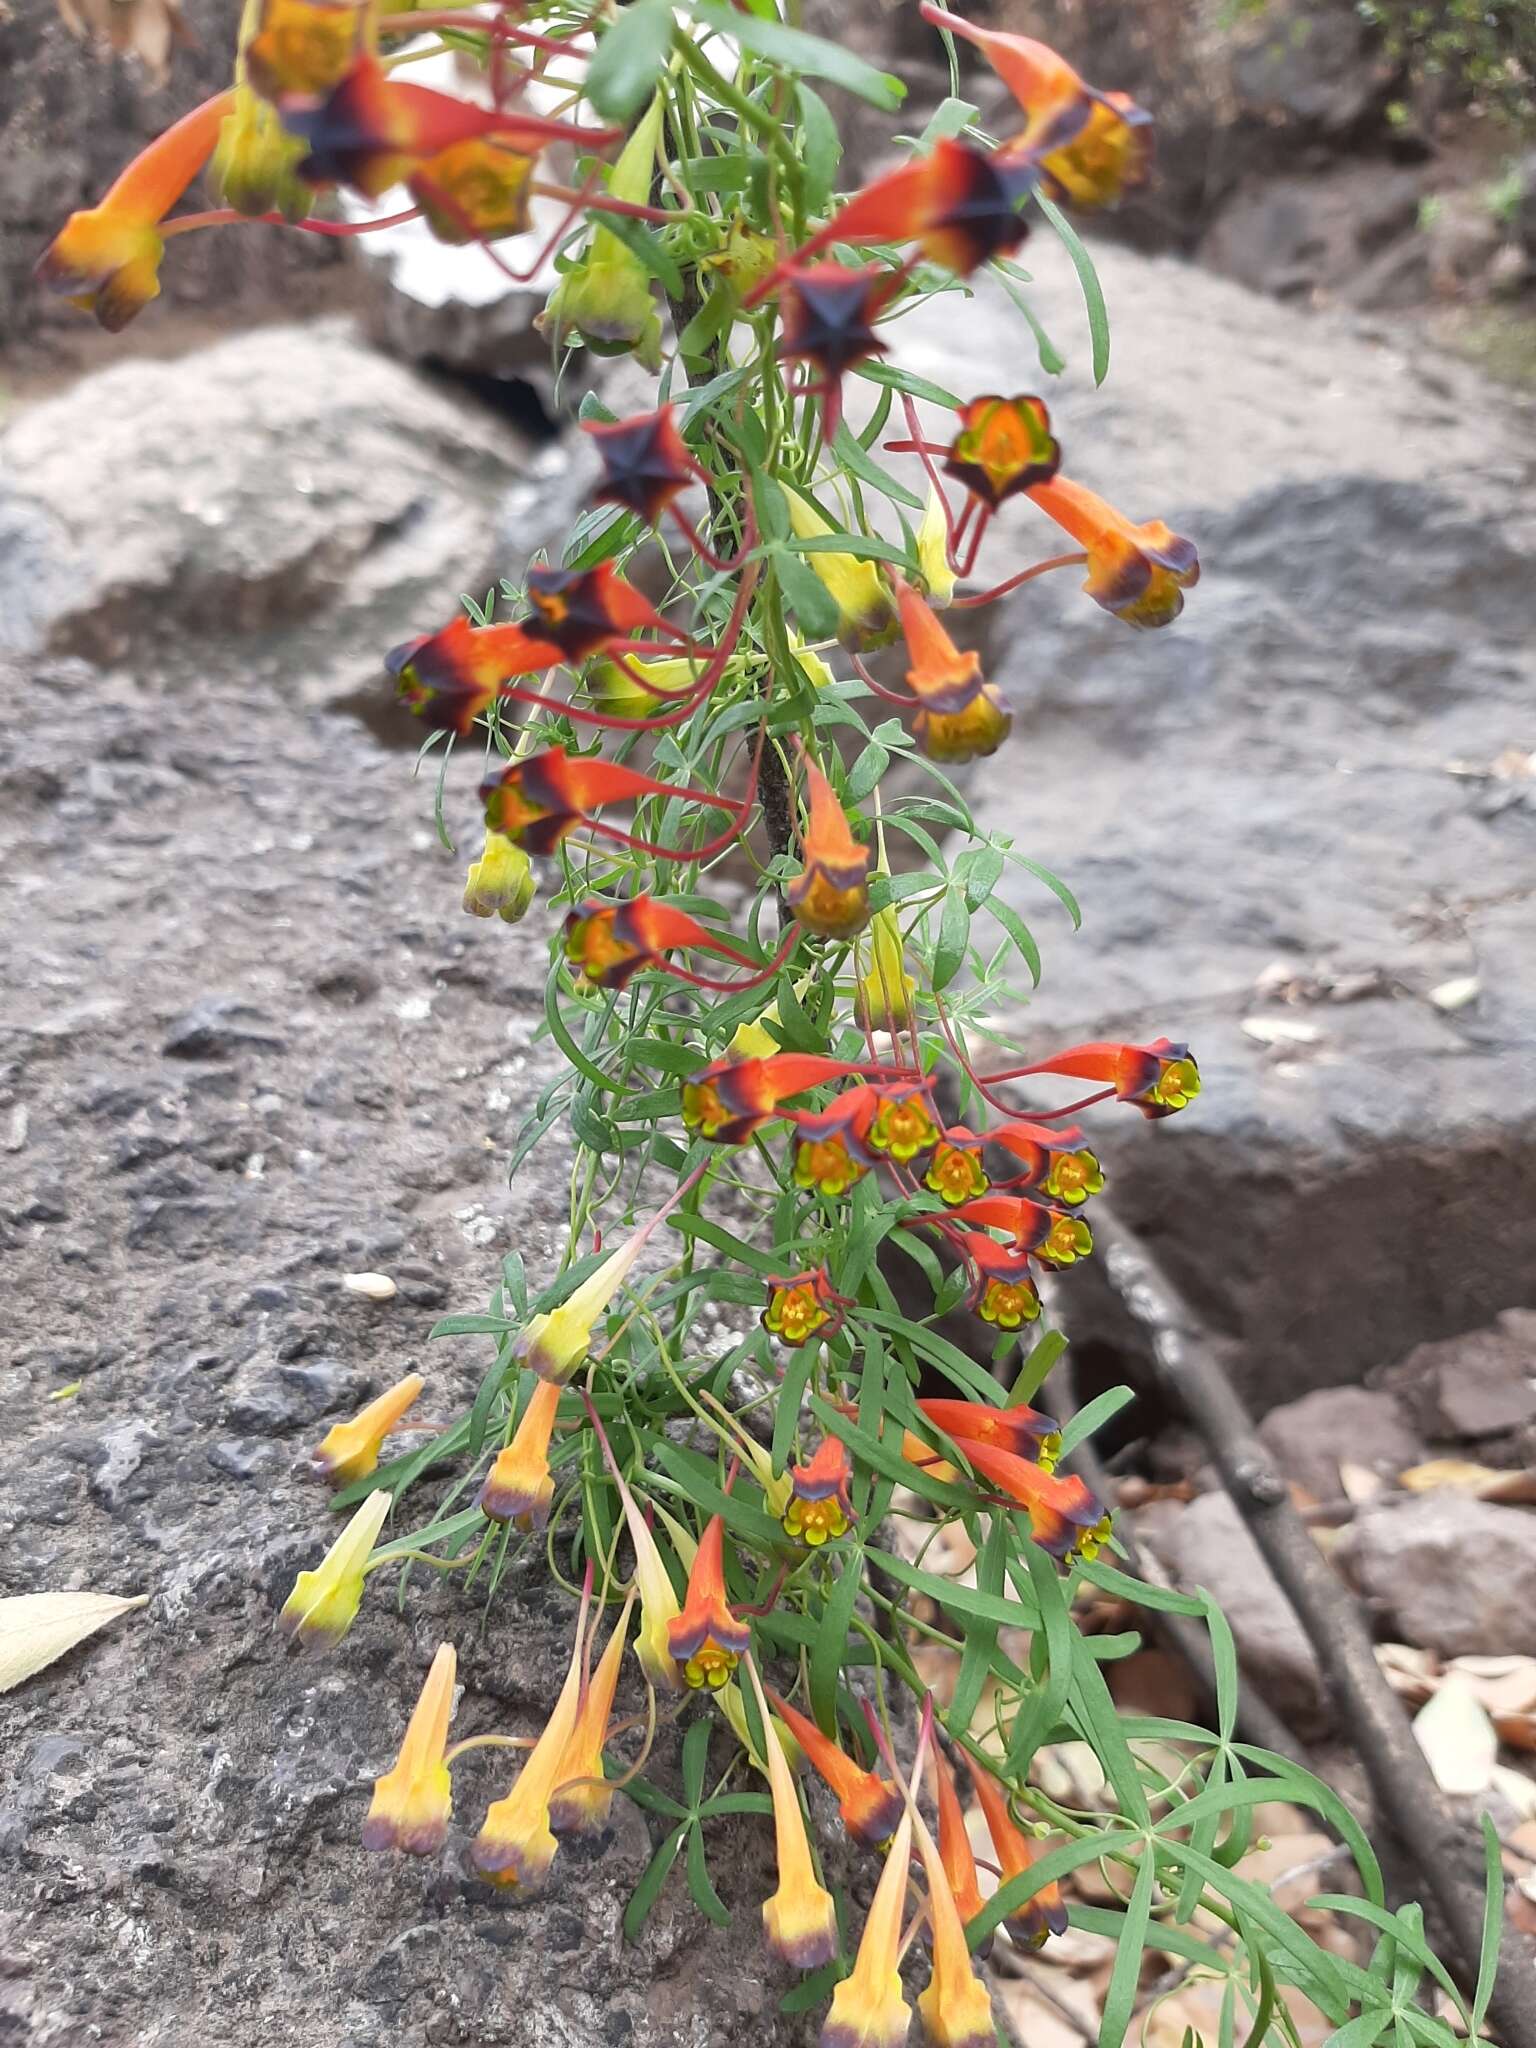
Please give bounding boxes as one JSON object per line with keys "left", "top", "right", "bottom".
{"left": 1446, "top": 1655, "right": 1536, "bottom": 1719}
{"left": 1399, "top": 1459, "right": 1536, "bottom": 1503}
{"left": 1338, "top": 1461, "right": 1385, "bottom": 1504}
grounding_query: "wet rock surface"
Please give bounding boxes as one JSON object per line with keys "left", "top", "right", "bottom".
{"left": 892, "top": 246, "right": 1536, "bottom": 1408}
{"left": 0, "top": 352, "right": 814, "bottom": 2037}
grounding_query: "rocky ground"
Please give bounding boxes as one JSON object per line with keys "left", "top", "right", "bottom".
{"left": 2, "top": 175, "right": 1536, "bottom": 2048}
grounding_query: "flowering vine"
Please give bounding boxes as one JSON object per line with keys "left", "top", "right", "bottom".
{"left": 48, "top": 3, "right": 1493, "bottom": 2043}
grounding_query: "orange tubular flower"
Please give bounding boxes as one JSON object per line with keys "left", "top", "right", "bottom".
{"left": 410, "top": 137, "right": 535, "bottom": 245}
{"left": 667, "top": 1514, "right": 751, "bottom": 1691}
{"left": 764, "top": 136, "right": 1037, "bottom": 286}
{"left": 984, "top": 1119, "right": 1104, "bottom": 1207}
{"left": 914, "top": 1396, "right": 1062, "bottom": 1474}
{"left": 764, "top": 1690, "right": 903, "bottom": 1850}
{"left": 890, "top": 577, "right": 1011, "bottom": 764}
{"left": 777, "top": 263, "right": 895, "bottom": 437}
{"left": 35, "top": 91, "right": 234, "bottom": 332}
{"left": 909, "top": 1775, "right": 996, "bottom": 2048}
{"left": 389, "top": 563, "right": 678, "bottom": 735}
{"left": 470, "top": 1592, "right": 590, "bottom": 1887}
{"left": 245, "top": 0, "right": 363, "bottom": 98}
{"left": 959, "top": 1438, "right": 1110, "bottom": 1567}
{"left": 311, "top": 1371, "right": 424, "bottom": 1486}
{"left": 944, "top": 395, "right": 1061, "bottom": 510}
{"left": 548, "top": 1600, "right": 631, "bottom": 1836}
{"left": 791, "top": 1087, "right": 877, "bottom": 1197}
{"left": 925, "top": 1134, "right": 991, "bottom": 1207}
{"left": 281, "top": 52, "right": 608, "bottom": 200}
{"left": 745, "top": 1658, "right": 839, "bottom": 1971}
{"left": 682, "top": 1053, "right": 877, "bottom": 1145}
{"left": 957, "top": 1232, "right": 1042, "bottom": 1329}
{"left": 822, "top": 1797, "right": 915, "bottom": 2048}
{"left": 361, "top": 1642, "right": 457, "bottom": 1856}
{"left": 966, "top": 1756, "right": 1069, "bottom": 1951}
{"left": 479, "top": 1378, "right": 562, "bottom": 1529}
{"left": 784, "top": 1436, "right": 854, "bottom": 1547}
{"left": 1027, "top": 477, "right": 1199, "bottom": 630}
{"left": 920, "top": 3, "right": 1153, "bottom": 210}
{"left": 479, "top": 744, "right": 750, "bottom": 860}
{"left": 942, "top": 1193, "right": 1092, "bottom": 1269}
{"left": 788, "top": 753, "right": 872, "bottom": 940}
{"left": 984, "top": 1036, "right": 1201, "bottom": 1118}
{"left": 563, "top": 896, "right": 786, "bottom": 993}
{"left": 929, "top": 1744, "right": 990, "bottom": 1956}
{"left": 763, "top": 1267, "right": 851, "bottom": 1348}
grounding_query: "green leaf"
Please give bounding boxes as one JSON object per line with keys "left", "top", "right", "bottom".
{"left": 796, "top": 84, "right": 843, "bottom": 212}
{"left": 1099, "top": 1844, "right": 1157, "bottom": 2048}
{"left": 852, "top": 360, "right": 961, "bottom": 411}
{"left": 1036, "top": 193, "right": 1110, "bottom": 387}
{"left": 810, "top": 1549, "right": 866, "bottom": 1733}
{"left": 467, "top": 1343, "right": 515, "bottom": 1459}
{"left": 690, "top": 1, "right": 906, "bottom": 110}
{"left": 772, "top": 548, "right": 842, "bottom": 642}
{"left": 950, "top": 1517, "right": 1007, "bottom": 1732}
{"left": 790, "top": 531, "right": 912, "bottom": 569}
{"left": 429, "top": 1313, "right": 515, "bottom": 1339}
{"left": 682, "top": 1716, "right": 713, "bottom": 1808}
{"left": 864, "top": 1544, "right": 1038, "bottom": 1633}
{"left": 623, "top": 1822, "right": 687, "bottom": 1941}
{"left": 1057, "top": 1386, "right": 1136, "bottom": 1458}
{"left": 916, "top": 95, "right": 979, "bottom": 148}
{"left": 585, "top": 3, "right": 672, "bottom": 122}
{"left": 1473, "top": 1810, "right": 1503, "bottom": 2036}
{"left": 931, "top": 886, "right": 970, "bottom": 992}
{"left": 986, "top": 895, "right": 1042, "bottom": 988}
{"left": 1005, "top": 849, "right": 1083, "bottom": 928}
{"left": 830, "top": 421, "right": 924, "bottom": 512}
{"left": 677, "top": 283, "right": 735, "bottom": 360}
{"left": 967, "top": 1830, "right": 1143, "bottom": 1951}
{"left": 1012, "top": 1328, "right": 1067, "bottom": 1405}
{"left": 846, "top": 742, "right": 890, "bottom": 803}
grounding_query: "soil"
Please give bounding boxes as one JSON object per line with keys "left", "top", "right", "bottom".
{"left": 0, "top": 655, "right": 807, "bottom": 2046}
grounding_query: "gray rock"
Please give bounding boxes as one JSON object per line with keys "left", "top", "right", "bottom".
{"left": 1381, "top": 1323, "right": 1536, "bottom": 1442}
{"left": 0, "top": 322, "right": 575, "bottom": 718}
{"left": 1338, "top": 1494, "right": 1536, "bottom": 1656}
{"left": 886, "top": 249, "right": 1536, "bottom": 1412}
{"left": 1259, "top": 1387, "right": 1423, "bottom": 1502}
{"left": 1151, "top": 1492, "right": 1326, "bottom": 1729}
{"left": 164, "top": 997, "right": 287, "bottom": 1061}
{"left": 1199, "top": 166, "right": 1424, "bottom": 306}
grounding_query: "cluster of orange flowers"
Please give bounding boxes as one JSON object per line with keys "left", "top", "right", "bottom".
{"left": 49, "top": 0, "right": 1209, "bottom": 2035}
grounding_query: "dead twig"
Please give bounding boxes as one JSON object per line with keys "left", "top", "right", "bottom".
{"left": 1092, "top": 1207, "right": 1536, "bottom": 2048}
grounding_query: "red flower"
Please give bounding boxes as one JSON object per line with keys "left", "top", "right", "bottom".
{"left": 944, "top": 395, "right": 1061, "bottom": 510}
{"left": 682, "top": 1053, "right": 878, "bottom": 1146}
{"left": 667, "top": 1514, "right": 751, "bottom": 1691}
{"left": 1027, "top": 477, "right": 1199, "bottom": 630}
{"left": 762, "top": 1268, "right": 851, "bottom": 1347}
{"left": 563, "top": 896, "right": 790, "bottom": 993}
{"left": 777, "top": 262, "right": 896, "bottom": 437}
{"left": 965, "top": 1754, "right": 1070, "bottom": 1949}
{"left": 787, "top": 751, "right": 872, "bottom": 939}
{"left": 981, "top": 1037, "right": 1201, "bottom": 1118}
{"left": 784, "top": 1437, "right": 855, "bottom": 1546}
{"left": 764, "top": 1689, "right": 903, "bottom": 1850}
{"left": 913, "top": 1396, "right": 1061, "bottom": 1472}
{"left": 583, "top": 404, "right": 697, "bottom": 528}
{"left": 479, "top": 744, "right": 753, "bottom": 860}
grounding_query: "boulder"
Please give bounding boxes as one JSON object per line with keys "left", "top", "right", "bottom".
{"left": 1259, "top": 1387, "right": 1423, "bottom": 1502}
{"left": 886, "top": 244, "right": 1536, "bottom": 1411}
{"left": 0, "top": 319, "right": 592, "bottom": 715}
{"left": 1379, "top": 1315, "right": 1536, "bottom": 1443}
{"left": 1338, "top": 1494, "right": 1536, "bottom": 1657}
{"left": 1143, "top": 1492, "right": 1327, "bottom": 1730}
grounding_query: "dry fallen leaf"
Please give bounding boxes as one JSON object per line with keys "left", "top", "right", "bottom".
{"left": 54, "top": 0, "right": 190, "bottom": 80}
{"left": 1414, "top": 1675, "right": 1498, "bottom": 1796}
{"left": 1493, "top": 1766, "right": 1536, "bottom": 1822}
{"left": 1446, "top": 1655, "right": 1536, "bottom": 1719}
{"left": 1398, "top": 1460, "right": 1536, "bottom": 1505}
{"left": 0, "top": 1590, "right": 149, "bottom": 1693}
{"left": 1338, "top": 1460, "right": 1385, "bottom": 1504}
{"left": 1376, "top": 1641, "right": 1441, "bottom": 1706}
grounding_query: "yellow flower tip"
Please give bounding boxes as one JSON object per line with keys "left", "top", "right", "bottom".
{"left": 916, "top": 1971, "right": 996, "bottom": 2048}
{"left": 1043, "top": 1147, "right": 1104, "bottom": 1206}
{"left": 784, "top": 488, "right": 899, "bottom": 652}
{"left": 727, "top": 1002, "right": 783, "bottom": 1062}
{"left": 471, "top": 1593, "right": 591, "bottom": 1886}
{"left": 788, "top": 863, "right": 872, "bottom": 941}
{"left": 1037, "top": 90, "right": 1154, "bottom": 210}
{"left": 1151, "top": 1055, "right": 1201, "bottom": 1111}
{"left": 311, "top": 1372, "right": 425, "bottom": 1488}
{"left": 925, "top": 1142, "right": 989, "bottom": 1208}
{"left": 515, "top": 1227, "right": 649, "bottom": 1385}
{"left": 821, "top": 1975, "right": 911, "bottom": 2048}
{"left": 916, "top": 488, "right": 957, "bottom": 609}
{"left": 914, "top": 683, "right": 1012, "bottom": 765}
{"left": 789, "top": 639, "right": 837, "bottom": 691}
{"left": 478, "top": 1379, "right": 561, "bottom": 1528}
{"left": 549, "top": 1602, "right": 629, "bottom": 1837}
{"left": 765, "top": 1885, "right": 840, "bottom": 1973}
{"left": 793, "top": 1135, "right": 867, "bottom": 1199}
{"left": 463, "top": 829, "right": 537, "bottom": 924}
{"left": 782, "top": 1497, "right": 848, "bottom": 1547}
{"left": 1040, "top": 1214, "right": 1093, "bottom": 1267}
{"left": 211, "top": 90, "right": 310, "bottom": 223}
{"left": 865, "top": 1091, "right": 939, "bottom": 1165}
{"left": 35, "top": 208, "right": 164, "bottom": 333}
{"left": 979, "top": 1277, "right": 1041, "bottom": 1329}
{"left": 413, "top": 137, "right": 535, "bottom": 247}
{"left": 244, "top": 0, "right": 361, "bottom": 100}
{"left": 278, "top": 1488, "right": 391, "bottom": 1651}
{"left": 361, "top": 1642, "right": 457, "bottom": 1856}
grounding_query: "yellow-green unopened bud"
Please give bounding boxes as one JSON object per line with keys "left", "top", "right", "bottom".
{"left": 211, "top": 87, "right": 311, "bottom": 223}
{"left": 854, "top": 905, "right": 916, "bottom": 1033}
{"left": 463, "top": 830, "right": 537, "bottom": 924}
{"left": 784, "top": 488, "right": 898, "bottom": 651}
{"left": 916, "top": 487, "right": 956, "bottom": 608}
{"left": 539, "top": 95, "right": 664, "bottom": 369}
